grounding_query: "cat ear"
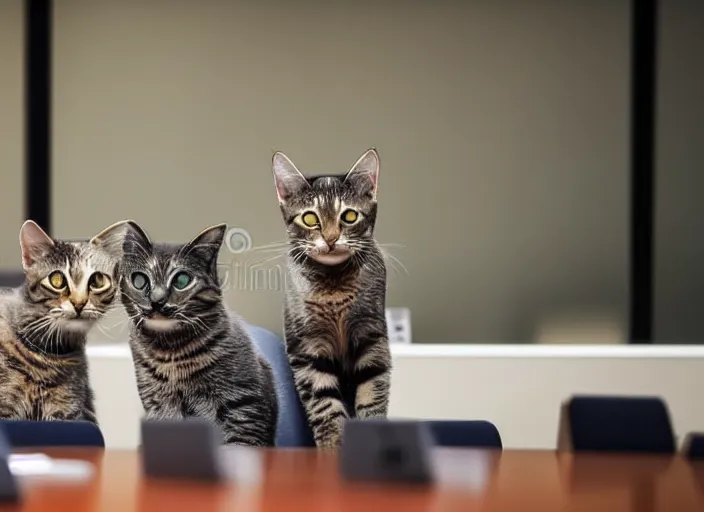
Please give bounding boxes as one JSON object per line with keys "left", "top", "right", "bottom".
{"left": 272, "top": 151, "right": 310, "bottom": 203}
{"left": 19, "top": 220, "right": 55, "bottom": 270}
{"left": 121, "top": 221, "right": 153, "bottom": 259}
{"left": 90, "top": 220, "right": 142, "bottom": 260}
{"left": 344, "top": 148, "right": 380, "bottom": 200}
{"left": 183, "top": 223, "right": 227, "bottom": 267}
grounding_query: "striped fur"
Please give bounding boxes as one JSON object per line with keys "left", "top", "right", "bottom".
{"left": 0, "top": 220, "right": 131, "bottom": 423}
{"left": 272, "top": 148, "right": 391, "bottom": 449}
{"left": 120, "top": 223, "right": 278, "bottom": 446}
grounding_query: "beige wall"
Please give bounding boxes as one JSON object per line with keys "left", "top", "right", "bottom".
{"left": 654, "top": 0, "right": 704, "bottom": 343}
{"left": 0, "top": 0, "right": 24, "bottom": 271}
{"left": 54, "top": 0, "right": 630, "bottom": 343}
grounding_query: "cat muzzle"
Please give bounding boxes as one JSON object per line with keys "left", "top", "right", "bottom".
{"left": 309, "top": 246, "right": 352, "bottom": 265}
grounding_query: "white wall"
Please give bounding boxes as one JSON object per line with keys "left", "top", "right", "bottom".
{"left": 89, "top": 344, "right": 704, "bottom": 449}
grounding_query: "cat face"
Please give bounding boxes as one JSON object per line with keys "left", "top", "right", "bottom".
{"left": 18, "top": 220, "right": 132, "bottom": 338}
{"left": 271, "top": 148, "right": 380, "bottom": 266}
{"left": 119, "top": 223, "right": 226, "bottom": 336}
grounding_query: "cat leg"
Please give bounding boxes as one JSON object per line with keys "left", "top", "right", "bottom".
{"left": 219, "top": 389, "right": 277, "bottom": 447}
{"left": 290, "top": 352, "right": 348, "bottom": 449}
{"left": 0, "top": 403, "right": 23, "bottom": 420}
{"left": 64, "top": 409, "right": 99, "bottom": 425}
{"left": 353, "top": 338, "right": 391, "bottom": 420}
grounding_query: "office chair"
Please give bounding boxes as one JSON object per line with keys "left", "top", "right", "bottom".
{"left": 683, "top": 432, "right": 704, "bottom": 460}
{"left": 425, "top": 420, "right": 503, "bottom": 449}
{"left": 246, "top": 324, "right": 316, "bottom": 447}
{"left": 562, "top": 395, "right": 676, "bottom": 454}
{"left": 0, "top": 420, "right": 105, "bottom": 448}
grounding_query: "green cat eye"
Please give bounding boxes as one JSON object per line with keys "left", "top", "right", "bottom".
{"left": 131, "top": 272, "right": 148, "bottom": 290}
{"left": 172, "top": 272, "right": 192, "bottom": 290}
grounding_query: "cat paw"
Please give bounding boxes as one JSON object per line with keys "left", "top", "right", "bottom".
{"left": 316, "top": 436, "right": 342, "bottom": 451}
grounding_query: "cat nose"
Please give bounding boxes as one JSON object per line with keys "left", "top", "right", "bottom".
{"left": 72, "top": 301, "right": 85, "bottom": 315}
{"left": 325, "top": 235, "right": 339, "bottom": 249}
{"left": 149, "top": 286, "right": 167, "bottom": 308}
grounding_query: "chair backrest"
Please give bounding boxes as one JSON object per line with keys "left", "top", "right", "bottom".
{"left": 425, "top": 420, "right": 502, "bottom": 449}
{"left": 0, "top": 420, "right": 105, "bottom": 448}
{"left": 683, "top": 433, "right": 704, "bottom": 460}
{"left": 246, "top": 325, "right": 316, "bottom": 448}
{"left": 563, "top": 395, "right": 676, "bottom": 454}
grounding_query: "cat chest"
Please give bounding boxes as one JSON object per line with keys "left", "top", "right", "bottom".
{"left": 303, "top": 293, "right": 356, "bottom": 352}
{"left": 12, "top": 378, "right": 74, "bottom": 420}
{"left": 147, "top": 385, "right": 226, "bottom": 426}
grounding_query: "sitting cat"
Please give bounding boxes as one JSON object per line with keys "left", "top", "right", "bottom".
{"left": 119, "top": 222, "right": 278, "bottom": 446}
{"left": 271, "top": 148, "right": 391, "bottom": 449}
{"left": 0, "top": 219, "right": 132, "bottom": 423}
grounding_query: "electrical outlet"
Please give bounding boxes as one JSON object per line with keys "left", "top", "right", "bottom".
{"left": 386, "top": 307, "right": 412, "bottom": 344}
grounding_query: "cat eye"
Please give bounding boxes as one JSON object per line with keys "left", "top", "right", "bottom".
{"left": 341, "top": 209, "right": 359, "bottom": 224}
{"left": 301, "top": 212, "right": 320, "bottom": 228}
{"left": 47, "top": 271, "right": 67, "bottom": 290}
{"left": 172, "top": 272, "right": 192, "bottom": 290}
{"left": 131, "top": 272, "right": 149, "bottom": 290}
{"left": 88, "top": 272, "right": 110, "bottom": 293}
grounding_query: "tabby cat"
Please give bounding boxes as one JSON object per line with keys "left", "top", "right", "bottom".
{"left": 272, "top": 148, "right": 391, "bottom": 449}
{"left": 0, "top": 219, "right": 131, "bottom": 423}
{"left": 119, "top": 222, "right": 278, "bottom": 446}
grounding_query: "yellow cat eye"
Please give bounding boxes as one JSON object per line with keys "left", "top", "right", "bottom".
{"left": 48, "top": 271, "right": 66, "bottom": 290}
{"left": 301, "top": 212, "right": 320, "bottom": 228}
{"left": 341, "top": 209, "right": 358, "bottom": 224}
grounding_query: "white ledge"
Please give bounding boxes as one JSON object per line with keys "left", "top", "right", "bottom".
{"left": 388, "top": 343, "right": 704, "bottom": 358}
{"left": 86, "top": 342, "right": 704, "bottom": 359}
{"left": 88, "top": 344, "right": 131, "bottom": 358}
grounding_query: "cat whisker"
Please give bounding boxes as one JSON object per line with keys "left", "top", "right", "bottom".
{"left": 51, "top": 324, "right": 62, "bottom": 357}
{"left": 95, "top": 323, "right": 119, "bottom": 341}
{"left": 249, "top": 241, "right": 290, "bottom": 253}
{"left": 21, "top": 318, "right": 54, "bottom": 347}
{"left": 247, "top": 245, "right": 289, "bottom": 253}
{"left": 244, "top": 247, "right": 289, "bottom": 257}
{"left": 174, "top": 312, "right": 197, "bottom": 337}
{"left": 288, "top": 249, "right": 307, "bottom": 267}
{"left": 191, "top": 315, "right": 209, "bottom": 332}
{"left": 25, "top": 318, "right": 58, "bottom": 356}
{"left": 174, "top": 312, "right": 208, "bottom": 337}
{"left": 123, "top": 309, "right": 142, "bottom": 321}
{"left": 20, "top": 315, "right": 53, "bottom": 333}
{"left": 245, "top": 253, "right": 286, "bottom": 267}
{"left": 101, "top": 317, "right": 130, "bottom": 330}
{"left": 382, "top": 251, "right": 409, "bottom": 276}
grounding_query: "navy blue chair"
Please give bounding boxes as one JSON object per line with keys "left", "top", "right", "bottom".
{"left": 683, "top": 433, "right": 704, "bottom": 460}
{"left": 246, "top": 324, "right": 315, "bottom": 447}
{"left": 0, "top": 420, "right": 105, "bottom": 448}
{"left": 425, "top": 420, "right": 502, "bottom": 449}
{"left": 564, "top": 395, "right": 676, "bottom": 454}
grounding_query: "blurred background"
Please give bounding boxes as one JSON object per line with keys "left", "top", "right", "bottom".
{"left": 1, "top": 0, "right": 701, "bottom": 345}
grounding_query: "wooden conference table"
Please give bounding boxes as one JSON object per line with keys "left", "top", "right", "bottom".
{"left": 2, "top": 448, "right": 703, "bottom": 511}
